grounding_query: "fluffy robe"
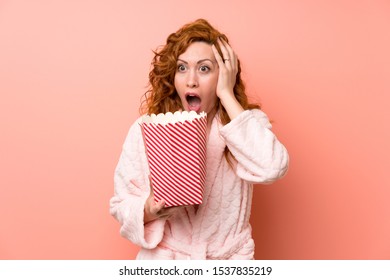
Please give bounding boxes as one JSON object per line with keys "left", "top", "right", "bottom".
{"left": 110, "top": 109, "right": 289, "bottom": 259}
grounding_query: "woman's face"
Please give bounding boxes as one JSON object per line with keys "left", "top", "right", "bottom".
{"left": 174, "top": 41, "right": 219, "bottom": 116}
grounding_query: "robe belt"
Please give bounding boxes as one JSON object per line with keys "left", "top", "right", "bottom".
{"left": 159, "top": 227, "right": 253, "bottom": 260}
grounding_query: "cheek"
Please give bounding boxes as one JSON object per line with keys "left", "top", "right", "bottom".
{"left": 174, "top": 73, "right": 184, "bottom": 85}
{"left": 174, "top": 76, "right": 184, "bottom": 96}
{"left": 204, "top": 89, "right": 218, "bottom": 107}
{"left": 174, "top": 76, "right": 179, "bottom": 90}
{"left": 209, "top": 73, "right": 218, "bottom": 90}
{"left": 207, "top": 76, "right": 218, "bottom": 94}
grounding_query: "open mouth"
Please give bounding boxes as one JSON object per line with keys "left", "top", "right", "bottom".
{"left": 185, "top": 93, "right": 201, "bottom": 112}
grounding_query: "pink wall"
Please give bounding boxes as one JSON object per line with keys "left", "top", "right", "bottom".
{"left": 1, "top": 0, "right": 389, "bottom": 259}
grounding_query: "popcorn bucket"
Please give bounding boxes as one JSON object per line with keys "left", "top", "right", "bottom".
{"left": 140, "top": 111, "right": 207, "bottom": 207}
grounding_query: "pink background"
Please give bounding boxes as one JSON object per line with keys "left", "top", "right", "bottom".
{"left": 1, "top": 0, "right": 389, "bottom": 259}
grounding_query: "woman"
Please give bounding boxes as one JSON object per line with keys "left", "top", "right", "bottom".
{"left": 110, "top": 19, "right": 289, "bottom": 259}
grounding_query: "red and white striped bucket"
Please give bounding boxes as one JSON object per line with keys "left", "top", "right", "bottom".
{"left": 140, "top": 111, "right": 207, "bottom": 207}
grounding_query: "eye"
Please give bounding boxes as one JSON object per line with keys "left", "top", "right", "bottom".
{"left": 199, "top": 65, "right": 210, "bottom": 72}
{"left": 177, "top": 64, "right": 186, "bottom": 72}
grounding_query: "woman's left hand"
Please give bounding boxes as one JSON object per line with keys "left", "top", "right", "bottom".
{"left": 211, "top": 38, "right": 238, "bottom": 101}
{"left": 212, "top": 38, "right": 244, "bottom": 120}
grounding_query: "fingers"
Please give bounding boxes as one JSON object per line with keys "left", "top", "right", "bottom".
{"left": 144, "top": 190, "right": 164, "bottom": 223}
{"left": 218, "top": 38, "right": 231, "bottom": 61}
{"left": 211, "top": 43, "right": 224, "bottom": 67}
{"left": 157, "top": 206, "right": 174, "bottom": 219}
{"left": 150, "top": 199, "right": 165, "bottom": 216}
{"left": 212, "top": 38, "right": 238, "bottom": 100}
{"left": 219, "top": 39, "right": 229, "bottom": 60}
{"left": 217, "top": 38, "right": 237, "bottom": 69}
{"left": 158, "top": 205, "right": 185, "bottom": 219}
{"left": 212, "top": 38, "right": 238, "bottom": 76}
{"left": 144, "top": 178, "right": 187, "bottom": 223}
{"left": 145, "top": 192, "right": 179, "bottom": 221}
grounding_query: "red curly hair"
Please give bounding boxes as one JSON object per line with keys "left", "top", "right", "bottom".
{"left": 140, "top": 19, "right": 260, "bottom": 163}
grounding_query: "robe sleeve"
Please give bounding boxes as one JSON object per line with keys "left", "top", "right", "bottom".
{"left": 109, "top": 118, "right": 166, "bottom": 249}
{"left": 219, "top": 109, "right": 289, "bottom": 184}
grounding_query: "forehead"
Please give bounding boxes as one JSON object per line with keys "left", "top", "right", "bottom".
{"left": 178, "top": 41, "right": 214, "bottom": 60}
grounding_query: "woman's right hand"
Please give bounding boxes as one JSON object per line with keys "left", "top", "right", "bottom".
{"left": 144, "top": 190, "right": 166, "bottom": 223}
{"left": 144, "top": 181, "right": 181, "bottom": 224}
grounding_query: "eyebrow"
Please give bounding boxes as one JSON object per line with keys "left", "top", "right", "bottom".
{"left": 177, "top": 58, "right": 216, "bottom": 64}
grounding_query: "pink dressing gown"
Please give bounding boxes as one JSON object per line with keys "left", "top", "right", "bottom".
{"left": 110, "top": 109, "right": 289, "bottom": 259}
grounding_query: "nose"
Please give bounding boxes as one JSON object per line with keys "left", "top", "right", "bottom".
{"left": 186, "top": 70, "right": 198, "bottom": 88}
